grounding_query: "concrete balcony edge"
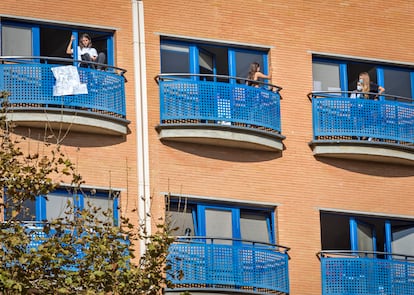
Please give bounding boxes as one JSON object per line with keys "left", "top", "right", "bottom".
{"left": 310, "top": 140, "right": 414, "bottom": 166}
{"left": 7, "top": 108, "right": 130, "bottom": 135}
{"left": 156, "top": 124, "right": 285, "bottom": 151}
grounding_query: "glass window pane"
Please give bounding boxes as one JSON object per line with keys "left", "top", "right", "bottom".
{"left": 205, "top": 209, "right": 232, "bottom": 244}
{"left": 312, "top": 62, "right": 340, "bottom": 91}
{"left": 46, "top": 193, "right": 73, "bottom": 221}
{"left": 199, "top": 51, "right": 213, "bottom": 73}
{"left": 392, "top": 226, "right": 414, "bottom": 256}
{"left": 2, "top": 25, "right": 32, "bottom": 56}
{"left": 235, "top": 51, "right": 265, "bottom": 83}
{"left": 84, "top": 196, "right": 114, "bottom": 224}
{"left": 168, "top": 210, "right": 194, "bottom": 236}
{"left": 161, "top": 44, "right": 189, "bottom": 73}
{"left": 5, "top": 198, "right": 36, "bottom": 221}
{"left": 240, "top": 212, "right": 270, "bottom": 244}
{"left": 383, "top": 68, "right": 412, "bottom": 99}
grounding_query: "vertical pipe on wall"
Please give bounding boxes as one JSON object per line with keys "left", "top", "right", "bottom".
{"left": 132, "top": 0, "right": 151, "bottom": 257}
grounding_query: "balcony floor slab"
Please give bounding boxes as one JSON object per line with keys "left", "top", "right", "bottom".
{"left": 310, "top": 140, "right": 414, "bottom": 166}
{"left": 157, "top": 124, "right": 284, "bottom": 152}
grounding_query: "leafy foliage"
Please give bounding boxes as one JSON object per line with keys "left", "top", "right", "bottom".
{"left": 0, "top": 91, "right": 176, "bottom": 294}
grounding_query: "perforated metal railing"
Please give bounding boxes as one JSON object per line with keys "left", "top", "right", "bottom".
{"left": 318, "top": 250, "right": 414, "bottom": 295}
{"left": 156, "top": 74, "right": 283, "bottom": 135}
{"left": 0, "top": 56, "right": 127, "bottom": 118}
{"left": 309, "top": 91, "right": 414, "bottom": 145}
{"left": 167, "top": 237, "right": 290, "bottom": 295}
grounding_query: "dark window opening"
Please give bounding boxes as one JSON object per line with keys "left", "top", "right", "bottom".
{"left": 320, "top": 211, "right": 414, "bottom": 256}
{"left": 347, "top": 62, "right": 378, "bottom": 91}
{"left": 1, "top": 19, "right": 113, "bottom": 66}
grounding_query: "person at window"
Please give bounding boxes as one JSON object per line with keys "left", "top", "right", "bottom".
{"left": 358, "top": 72, "right": 385, "bottom": 100}
{"left": 246, "top": 62, "right": 272, "bottom": 87}
{"left": 350, "top": 80, "right": 363, "bottom": 98}
{"left": 66, "top": 33, "right": 106, "bottom": 70}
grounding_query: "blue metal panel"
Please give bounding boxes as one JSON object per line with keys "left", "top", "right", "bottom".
{"left": 228, "top": 49, "right": 236, "bottom": 84}
{"left": 167, "top": 238, "right": 290, "bottom": 294}
{"left": 189, "top": 44, "right": 198, "bottom": 76}
{"left": 339, "top": 63, "right": 348, "bottom": 91}
{"left": 320, "top": 254, "right": 414, "bottom": 295}
{"left": 37, "top": 196, "right": 47, "bottom": 221}
{"left": 385, "top": 221, "right": 392, "bottom": 256}
{"left": 106, "top": 35, "right": 114, "bottom": 66}
{"left": 311, "top": 94, "right": 414, "bottom": 144}
{"left": 159, "top": 77, "right": 282, "bottom": 134}
{"left": 233, "top": 208, "right": 241, "bottom": 240}
{"left": 32, "top": 26, "right": 40, "bottom": 57}
{"left": 268, "top": 211, "right": 275, "bottom": 244}
{"left": 113, "top": 196, "right": 119, "bottom": 226}
{"left": 377, "top": 67, "right": 385, "bottom": 100}
{"left": 72, "top": 31, "right": 79, "bottom": 66}
{"left": 0, "top": 62, "right": 126, "bottom": 117}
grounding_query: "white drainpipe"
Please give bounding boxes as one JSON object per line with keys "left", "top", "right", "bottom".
{"left": 132, "top": 0, "right": 151, "bottom": 257}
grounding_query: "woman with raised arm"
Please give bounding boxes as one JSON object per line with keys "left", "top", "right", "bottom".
{"left": 66, "top": 33, "right": 106, "bottom": 70}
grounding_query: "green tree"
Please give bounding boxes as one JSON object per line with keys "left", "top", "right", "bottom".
{"left": 0, "top": 91, "right": 175, "bottom": 294}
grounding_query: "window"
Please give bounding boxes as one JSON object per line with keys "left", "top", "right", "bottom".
{"left": 320, "top": 211, "right": 414, "bottom": 256}
{"left": 312, "top": 56, "right": 414, "bottom": 100}
{"left": 166, "top": 197, "right": 275, "bottom": 245}
{"left": 312, "top": 62, "right": 340, "bottom": 91}
{"left": 160, "top": 38, "right": 270, "bottom": 83}
{"left": 1, "top": 24, "right": 33, "bottom": 56}
{"left": 1, "top": 19, "right": 114, "bottom": 66}
{"left": 4, "top": 198, "right": 37, "bottom": 221}
{"left": 5, "top": 188, "right": 119, "bottom": 225}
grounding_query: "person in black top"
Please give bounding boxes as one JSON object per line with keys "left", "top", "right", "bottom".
{"left": 358, "top": 72, "right": 385, "bottom": 100}
{"left": 246, "top": 62, "right": 272, "bottom": 87}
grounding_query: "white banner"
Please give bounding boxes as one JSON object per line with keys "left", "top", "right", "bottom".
{"left": 51, "top": 65, "right": 88, "bottom": 96}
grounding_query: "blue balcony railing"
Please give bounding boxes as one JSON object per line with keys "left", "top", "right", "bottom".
{"left": 318, "top": 250, "right": 414, "bottom": 295}
{"left": 167, "top": 237, "right": 290, "bottom": 295}
{"left": 0, "top": 56, "right": 127, "bottom": 119}
{"left": 309, "top": 91, "right": 414, "bottom": 145}
{"left": 156, "top": 74, "right": 283, "bottom": 135}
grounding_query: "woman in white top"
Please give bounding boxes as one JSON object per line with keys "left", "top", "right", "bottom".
{"left": 66, "top": 33, "right": 106, "bottom": 70}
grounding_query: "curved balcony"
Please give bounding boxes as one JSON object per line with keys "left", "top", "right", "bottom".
{"left": 308, "top": 92, "right": 414, "bottom": 165}
{"left": 0, "top": 56, "right": 129, "bottom": 135}
{"left": 318, "top": 250, "right": 414, "bottom": 295}
{"left": 166, "top": 237, "right": 290, "bottom": 295}
{"left": 155, "top": 74, "right": 285, "bottom": 152}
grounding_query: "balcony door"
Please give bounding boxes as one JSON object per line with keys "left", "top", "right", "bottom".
{"left": 200, "top": 206, "right": 235, "bottom": 245}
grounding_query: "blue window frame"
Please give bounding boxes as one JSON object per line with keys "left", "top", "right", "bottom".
{"left": 167, "top": 198, "right": 275, "bottom": 244}
{"left": 5, "top": 188, "right": 119, "bottom": 226}
{"left": 160, "top": 38, "right": 271, "bottom": 83}
{"left": 0, "top": 19, "right": 114, "bottom": 66}
{"left": 312, "top": 56, "right": 414, "bottom": 100}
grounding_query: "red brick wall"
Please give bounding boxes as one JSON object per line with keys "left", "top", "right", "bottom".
{"left": 0, "top": 0, "right": 140, "bottom": 229}
{"left": 2, "top": 0, "right": 414, "bottom": 293}
{"left": 143, "top": 1, "right": 414, "bottom": 294}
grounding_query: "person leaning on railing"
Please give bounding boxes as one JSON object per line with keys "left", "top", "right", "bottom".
{"left": 246, "top": 62, "right": 272, "bottom": 87}
{"left": 66, "top": 33, "right": 106, "bottom": 70}
{"left": 246, "top": 62, "right": 278, "bottom": 92}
